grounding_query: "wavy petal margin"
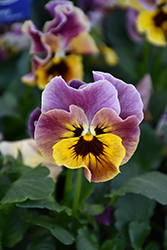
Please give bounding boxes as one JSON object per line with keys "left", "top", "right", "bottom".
{"left": 93, "top": 71, "right": 144, "bottom": 123}
{"left": 42, "top": 76, "right": 120, "bottom": 121}
{"left": 44, "top": 1, "right": 90, "bottom": 48}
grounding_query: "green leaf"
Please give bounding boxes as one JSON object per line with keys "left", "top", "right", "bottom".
{"left": 16, "top": 197, "right": 63, "bottom": 212}
{"left": 27, "top": 235, "right": 56, "bottom": 250}
{"left": 145, "top": 242, "right": 160, "bottom": 250}
{"left": 23, "top": 214, "right": 74, "bottom": 245}
{"left": 1, "top": 166, "right": 55, "bottom": 204}
{"left": 129, "top": 221, "right": 151, "bottom": 250}
{"left": 0, "top": 205, "right": 28, "bottom": 247}
{"left": 101, "top": 239, "right": 126, "bottom": 250}
{"left": 135, "top": 124, "right": 162, "bottom": 170}
{"left": 76, "top": 227, "right": 99, "bottom": 250}
{"left": 114, "top": 194, "right": 155, "bottom": 241}
{"left": 108, "top": 171, "right": 167, "bottom": 205}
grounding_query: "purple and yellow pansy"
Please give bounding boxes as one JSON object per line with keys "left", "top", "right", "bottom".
{"left": 30, "top": 71, "right": 143, "bottom": 183}
{"left": 21, "top": 0, "right": 98, "bottom": 90}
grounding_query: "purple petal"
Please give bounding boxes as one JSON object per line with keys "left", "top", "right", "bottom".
{"left": 28, "top": 108, "right": 41, "bottom": 138}
{"left": 136, "top": 73, "right": 153, "bottom": 112}
{"left": 126, "top": 8, "right": 144, "bottom": 43}
{"left": 93, "top": 71, "right": 144, "bottom": 123}
{"left": 68, "top": 79, "right": 86, "bottom": 89}
{"left": 42, "top": 76, "right": 120, "bottom": 121}
{"left": 35, "top": 105, "right": 89, "bottom": 162}
{"left": 95, "top": 205, "right": 112, "bottom": 226}
{"left": 22, "top": 20, "right": 45, "bottom": 54}
{"left": 44, "top": 1, "right": 90, "bottom": 48}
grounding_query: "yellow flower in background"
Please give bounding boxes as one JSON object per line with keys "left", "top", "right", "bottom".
{"left": 0, "top": 139, "right": 62, "bottom": 182}
{"left": 34, "top": 54, "right": 83, "bottom": 90}
{"left": 98, "top": 44, "right": 118, "bottom": 66}
{"left": 137, "top": 8, "right": 167, "bottom": 46}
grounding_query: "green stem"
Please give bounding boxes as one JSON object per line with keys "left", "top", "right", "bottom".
{"left": 72, "top": 168, "right": 83, "bottom": 217}
{"left": 63, "top": 169, "right": 74, "bottom": 199}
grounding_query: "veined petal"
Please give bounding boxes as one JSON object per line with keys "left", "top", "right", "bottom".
{"left": 42, "top": 76, "right": 120, "bottom": 121}
{"left": 35, "top": 105, "right": 89, "bottom": 162}
{"left": 93, "top": 71, "right": 143, "bottom": 123}
{"left": 52, "top": 133, "right": 125, "bottom": 183}
{"left": 91, "top": 108, "right": 140, "bottom": 164}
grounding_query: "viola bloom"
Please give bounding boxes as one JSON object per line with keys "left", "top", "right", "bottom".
{"left": 21, "top": 1, "right": 98, "bottom": 89}
{"left": 137, "top": 6, "right": 167, "bottom": 46}
{"left": 0, "top": 139, "right": 62, "bottom": 182}
{"left": 33, "top": 71, "right": 143, "bottom": 183}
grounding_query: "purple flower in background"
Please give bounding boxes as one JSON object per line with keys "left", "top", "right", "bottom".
{"left": 95, "top": 205, "right": 112, "bottom": 226}
{"left": 21, "top": 0, "right": 98, "bottom": 89}
{"left": 126, "top": 8, "right": 144, "bottom": 43}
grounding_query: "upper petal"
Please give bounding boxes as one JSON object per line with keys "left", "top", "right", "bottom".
{"left": 91, "top": 107, "right": 140, "bottom": 164}
{"left": 35, "top": 105, "right": 89, "bottom": 163}
{"left": 42, "top": 75, "right": 120, "bottom": 121}
{"left": 93, "top": 71, "right": 144, "bottom": 123}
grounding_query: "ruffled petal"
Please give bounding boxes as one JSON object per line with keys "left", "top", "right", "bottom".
{"left": 35, "top": 105, "right": 89, "bottom": 162}
{"left": 44, "top": 1, "right": 90, "bottom": 48}
{"left": 22, "top": 20, "right": 45, "bottom": 54}
{"left": 52, "top": 132, "right": 125, "bottom": 182}
{"left": 42, "top": 76, "right": 120, "bottom": 121}
{"left": 93, "top": 71, "right": 143, "bottom": 123}
{"left": 91, "top": 108, "right": 140, "bottom": 164}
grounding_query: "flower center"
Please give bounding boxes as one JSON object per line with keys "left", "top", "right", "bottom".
{"left": 153, "top": 9, "right": 167, "bottom": 29}
{"left": 83, "top": 131, "right": 94, "bottom": 141}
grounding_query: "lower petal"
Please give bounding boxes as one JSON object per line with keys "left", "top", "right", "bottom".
{"left": 52, "top": 133, "right": 125, "bottom": 183}
{"left": 91, "top": 108, "right": 140, "bottom": 164}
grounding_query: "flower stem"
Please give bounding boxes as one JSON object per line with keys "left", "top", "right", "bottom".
{"left": 72, "top": 168, "right": 83, "bottom": 217}
{"left": 63, "top": 169, "right": 74, "bottom": 199}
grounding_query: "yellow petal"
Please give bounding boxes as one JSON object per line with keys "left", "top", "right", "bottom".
{"left": 52, "top": 133, "right": 125, "bottom": 182}
{"left": 98, "top": 44, "right": 118, "bottom": 66}
{"left": 70, "top": 32, "right": 99, "bottom": 54}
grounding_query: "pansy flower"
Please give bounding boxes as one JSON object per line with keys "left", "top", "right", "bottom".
{"left": 32, "top": 71, "right": 143, "bottom": 183}
{"left": 136, "top": 5, "right": 167, "bottom": 46}
{"left": 21, "top": 1, "right": 98, "bottom": 90}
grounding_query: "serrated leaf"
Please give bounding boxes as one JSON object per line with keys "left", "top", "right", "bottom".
{"left": 23, "top": 215, "right": 74, "bottom": 245}
{"left": 1, "top": 166, "right": 55, "bottom": 204}
{"left": 108, "top": 171, "right": 167, "bottom": 205}
{"left": 76, "top": 227, "right": 99, "bottom": 250}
